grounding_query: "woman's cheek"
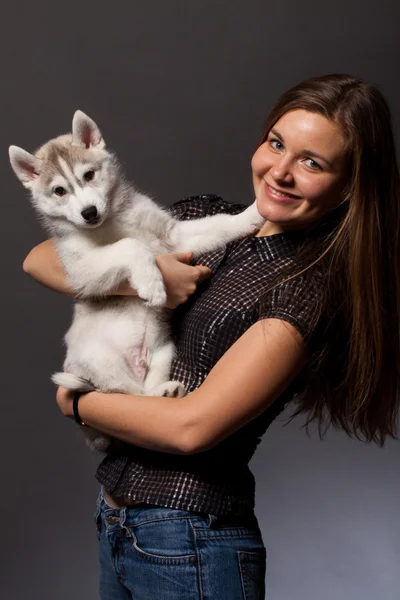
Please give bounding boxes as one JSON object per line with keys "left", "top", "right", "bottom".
{"left": 250, "top": 154, "right": 261, "bottom": 178}
{"left": 251, "top": 146, "right": 269, "bottom": 175}
{"left": 294, "top": 172, "right": 324, "bottom": 202}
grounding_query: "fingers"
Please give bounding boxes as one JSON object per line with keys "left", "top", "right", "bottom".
{"left": 173, "top": 252, "right": 193, "bottom": 263}
{"left": 168, "top": 252, "right": 211, "bottom": 280}
{"left": 194, "top": 265, "right": 212, "bottom": 281}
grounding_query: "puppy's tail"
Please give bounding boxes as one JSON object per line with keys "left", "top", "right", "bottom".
{"left": 51, "top": 372, "right": 95, "bottom": 392}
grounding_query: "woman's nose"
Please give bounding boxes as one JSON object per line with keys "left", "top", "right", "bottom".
{"left": 270, "top": 157, "right": 294, "bottom": 184}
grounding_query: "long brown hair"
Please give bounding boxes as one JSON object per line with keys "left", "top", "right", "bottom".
{"left": 261, "top": 74, "right": 400, "bottom": 446}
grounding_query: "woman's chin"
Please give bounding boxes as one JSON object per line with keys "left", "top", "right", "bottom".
{"left": 257, "top": 198, "right": 290, "bottom": 222}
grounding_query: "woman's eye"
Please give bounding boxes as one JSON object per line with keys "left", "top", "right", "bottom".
{"left": 305, "top": 158, "right": 322, "bottom": 170}
{"left": 84, "top": 170, "right": 95, "bottom": 182}
{"left": 270, "top": 139, "right": 283, "bottom": 151}
{"left": 54, "top": 186, "right": 66, "bottom": 197}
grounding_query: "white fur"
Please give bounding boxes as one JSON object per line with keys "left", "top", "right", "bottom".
{"left": 9, "top": 111, "right": 265, "bottom": 452}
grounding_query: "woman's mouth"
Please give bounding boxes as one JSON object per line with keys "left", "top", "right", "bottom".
{"left": 264, "top": 181, "right": 301, "bottom": 203}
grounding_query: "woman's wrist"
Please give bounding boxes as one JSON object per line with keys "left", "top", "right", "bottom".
{"left": 73, "top": 390, "right": 97, "bottom": 424}
{"left": 73, "top": 391, "right": 87, "bottom": 426}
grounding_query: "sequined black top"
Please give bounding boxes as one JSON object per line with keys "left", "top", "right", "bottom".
{"left": 95, "top": 195, "right": 322, "bottom": 517}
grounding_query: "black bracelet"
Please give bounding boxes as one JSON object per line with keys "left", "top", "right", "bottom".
{"left": 73, "top": 391, "right": 86, "bottom": 426}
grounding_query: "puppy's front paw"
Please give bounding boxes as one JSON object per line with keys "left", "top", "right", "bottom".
{"left": 144, "top": 285, "right": 168, "bottom": 308}
{"left": 133, "top": 274, "right": 167, "bottom": 307}
{"left": 150, "top": 381, "right": 186, "bottom": 398}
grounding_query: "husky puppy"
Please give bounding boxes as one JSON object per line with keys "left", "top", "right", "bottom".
{"left": 9, "top": 111, "right": 264, "bottom": 451}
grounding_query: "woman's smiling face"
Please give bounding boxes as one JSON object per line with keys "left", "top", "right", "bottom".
{"left": 252, "top": 109, "right": 349, "bottom": 236}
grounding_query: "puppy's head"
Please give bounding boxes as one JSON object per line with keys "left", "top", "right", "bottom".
{"left": 9, "top": 111, "right": 120, "bottom": 229}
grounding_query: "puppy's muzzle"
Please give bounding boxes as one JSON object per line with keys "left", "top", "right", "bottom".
{"left": 81, "top": 205, "right": 99, "bottom": 224}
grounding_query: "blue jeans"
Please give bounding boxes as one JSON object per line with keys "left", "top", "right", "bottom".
{"left": 94, "top": 487, "right": 266, "bottom": 599}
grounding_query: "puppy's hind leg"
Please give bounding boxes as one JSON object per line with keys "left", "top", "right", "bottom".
{"left": 144, "top": 341, "right": 186, "bottom": 398}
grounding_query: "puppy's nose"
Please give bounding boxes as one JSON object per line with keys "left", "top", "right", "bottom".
{"left": 81, "top": 206, "right": 98, "bottom": 222}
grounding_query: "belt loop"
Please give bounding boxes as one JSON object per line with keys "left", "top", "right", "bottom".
{"left": 120, "top": 506, "right": 127, "bottom": 527}
{"left": 208, "top": 513, "right": 218, "bottom": 528}
{"left": 100, "top": 485, "right": 105, "bottom": 502}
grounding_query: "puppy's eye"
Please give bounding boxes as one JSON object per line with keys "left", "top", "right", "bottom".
{"left": 54, "top": 186, "right": 66, "bottom": 197}
{"left": 84, "top": 170, "right": 95, "bottom": 182}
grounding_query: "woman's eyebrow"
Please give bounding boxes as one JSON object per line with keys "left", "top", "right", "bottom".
{"left": 270, "top": 128, "right": 333, "bottom": 167}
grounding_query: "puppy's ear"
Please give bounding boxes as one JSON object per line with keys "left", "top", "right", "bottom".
{"left": 9, "top": 146, "right": 42, "bottom": 188}
{"left": 72, "top": 110, "right": 105, "bottom": 149}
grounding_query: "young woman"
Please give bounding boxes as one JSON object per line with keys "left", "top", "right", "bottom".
{"left": 23, "top": 74, "right": 400, "bottom": 600}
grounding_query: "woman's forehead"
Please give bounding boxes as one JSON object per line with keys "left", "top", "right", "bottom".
{"left": 272, "top": 109, "right": 347, "bottom": 160}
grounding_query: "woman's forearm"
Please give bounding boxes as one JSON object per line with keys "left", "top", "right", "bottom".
{"left": 23, "top": 239, "right": 76, "bottom": 295}
{"left": 76, "top": 390, "right": 194, "bottom": 454}
{"left": 23, "top": 239, "right": 137, "bottom": 297}
{"left": 23, "top": 241, "right": 209, "bottom": 304}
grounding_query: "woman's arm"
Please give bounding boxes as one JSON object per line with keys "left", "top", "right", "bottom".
{"left": 23, "top": 240, "right": 211, "bottom": 307}
{"left": 56, "top": 318, "right": 307, "bottom": 454}
{"left": 23, "top": 239, "right": 78, "bottom": 296}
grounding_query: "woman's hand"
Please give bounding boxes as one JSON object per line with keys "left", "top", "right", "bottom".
{"left": 56, "top": 386, "right": 75, "bottom": 419}
{"left": 155, "top": 252, "right": 211, "bottom": 308}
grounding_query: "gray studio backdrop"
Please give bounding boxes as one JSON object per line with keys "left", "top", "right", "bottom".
{"left": 1, "top": 1, "right": 399, "bottom": 599}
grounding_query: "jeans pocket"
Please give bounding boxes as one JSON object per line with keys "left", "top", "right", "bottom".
{"left": 238, "top": 549, "right": 266, "bottom": 600}
{"left": 126, "top": 517, "right": 198, "bottom": 565}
